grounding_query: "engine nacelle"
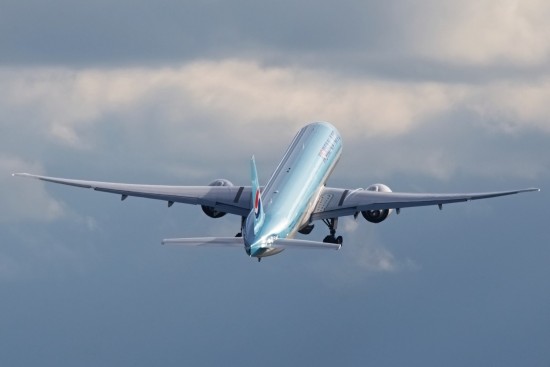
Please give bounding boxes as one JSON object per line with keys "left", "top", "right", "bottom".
{"left": 201, "top": 179, "right": 234, "bottom": 218}
{"left": 361, "top": 183, "right": 394, "bottom": 224}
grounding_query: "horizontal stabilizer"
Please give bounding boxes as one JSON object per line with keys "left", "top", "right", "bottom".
{"left": 161, "top": 237, "right": 340, "bottom": 250}
{"left": 272, "top": 238, "right": 341, "bottom": 250}
{"left": 162, "top": 237, "right": 244, "bottom": 247}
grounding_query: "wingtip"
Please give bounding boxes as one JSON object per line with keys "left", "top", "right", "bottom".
{"left": 518, "top": 187, "right": 540, "bottom": 193}
{"left": 12, "top": 173, "right": 32, "bottom": 178}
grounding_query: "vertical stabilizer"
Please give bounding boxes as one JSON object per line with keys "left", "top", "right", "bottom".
{"left": 250, "top": 156, "right": 265, "bottom": 234}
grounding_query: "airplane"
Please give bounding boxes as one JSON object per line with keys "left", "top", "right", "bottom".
{"left": 13, "top": 121, "right": 539, "bottom": 262}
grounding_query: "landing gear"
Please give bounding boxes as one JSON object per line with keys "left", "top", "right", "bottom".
{"left": 235, "top": 216, "right": 246, "bottom": 237}
{"left": 322, "top": 218, "right": 343, "bottom": 245}
{"left": 258, "top": 257, "right": 262, "bottom": 263}
{"left": 323, "top": 234, "right": 343, "bottom": 245}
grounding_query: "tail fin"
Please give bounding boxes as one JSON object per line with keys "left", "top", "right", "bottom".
{"left": 250, "top": 155, "right": 264, "bottom": 233}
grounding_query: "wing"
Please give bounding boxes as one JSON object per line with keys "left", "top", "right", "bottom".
{"left": 311, "top": 186, "right": 540, "bottom": 221}
{"left": 13, "top": 173, "right": 252, "bottom": 217}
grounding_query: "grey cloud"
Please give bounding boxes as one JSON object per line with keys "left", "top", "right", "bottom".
{"left": 0, "top": 0, "right": 387, "bottom": 66}
{"left": 3, "top": 0, "right": 550, "bottom": 82}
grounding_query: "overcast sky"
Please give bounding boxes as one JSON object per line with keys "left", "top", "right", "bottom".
{"left": 1, "top": 1, "right": 549, "bottom": 366}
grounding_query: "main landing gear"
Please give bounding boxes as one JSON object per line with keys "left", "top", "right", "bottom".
{"left": 322, "top": 218, "right": 343, "bottom": 245}
{"left": 235, "top": 216, "right": 246, "bottom": 237}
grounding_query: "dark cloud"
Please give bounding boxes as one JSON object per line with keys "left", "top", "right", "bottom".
{"left": 0, "top": 0, "right": 333, "bottom": 65}
{"left": 0, "top": 0, "right": 410, "bottom": 69}
{"left": 3, "top": 0, "right": 550, "bottom": 84}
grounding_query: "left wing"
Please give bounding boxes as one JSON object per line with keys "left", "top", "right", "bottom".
{"left": 13, "top": 173, "right": 252, "bottom": 217}
{"left": 311, "top": 186, "right": 540, "bottom": 221}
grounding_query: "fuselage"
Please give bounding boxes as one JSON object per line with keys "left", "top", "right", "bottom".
{"left": 243, "top": 122, "right": 343, "bottom": 258}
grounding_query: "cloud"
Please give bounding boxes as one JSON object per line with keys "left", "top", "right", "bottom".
{"left": 354, "top": 241, "right": 400, "bottom": 272}
{"left": 405, "top": 0, "right": 550, "bottom": 67}
{"left": 4, "top": 60, "right": 549, "bottom": 142}
{"left": 2, "top": 60, "right": 548, "bottom": 185}
{"left": 344, "top": 219, "right": 420, "bottom": 272}
{"left": 310, "top": 225, "right": 420, "bottom": 289}
{"left": 464, "top": 79, "right": 550, "bottom": 132}
{"left": 1, "top": 61, "right": 454, "bottom": 146}
{"left": 3, "top": 0, "right": 550, "bottom": 79}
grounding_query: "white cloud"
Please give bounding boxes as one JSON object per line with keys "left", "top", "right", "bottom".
{"left": 177, "top": 61, "right": 455, "bottom": 137}
{"left": 4, "top": 60, "right": 550, "bottom": 141}
{"left": 405, "top": 0, "right": 550, "bottom": 66}
{"left": 355, "top": 242, "right": 399, "bottom": 272}
{"left": 342, "top": 217, "right": 360, "bottom": 233}
{"left": 345, "top": 227, "right": 420, "bottom": 273}
{"left": 1, "top": 61, "right": 456, "bottom": 147}
{"left": 1, "top": 59, "right": 549, "bottom": 184}
{"left": 311, "top": 228, "right": 420, "bottom": 288}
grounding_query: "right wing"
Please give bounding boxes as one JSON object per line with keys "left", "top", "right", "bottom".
{"left": 311, "top": 186, "right": 540, "bottom": 221}
{"left": 13, "top": 173, "right": 252, "bottom": 217}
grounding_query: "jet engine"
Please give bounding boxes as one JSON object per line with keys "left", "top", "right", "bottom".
{"left": 201, "top": 179, "right": 233, "bottom": 218}
{"left": 361, "top": 183, "right": 394, "bottom": 223}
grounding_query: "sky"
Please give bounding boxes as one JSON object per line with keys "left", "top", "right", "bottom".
{"left": 1, "top": 0, "right": 549, "bottom": 366}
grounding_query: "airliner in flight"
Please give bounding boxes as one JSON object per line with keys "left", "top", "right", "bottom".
{"left": 14, "top": 122, "right": 539, "bottom": 261}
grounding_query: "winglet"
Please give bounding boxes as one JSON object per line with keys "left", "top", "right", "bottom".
{"left": 250, "top": 156, "right": 265, "bottom": 234}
